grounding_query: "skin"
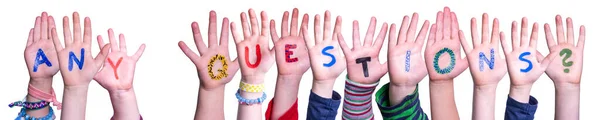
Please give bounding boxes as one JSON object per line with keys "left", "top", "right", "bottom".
{"left": 231, "top": 9, "right": 275, "bottom": 120}
{"left": 458, "top": 13, "right": 507, "bottom": 120}
{"left": 94, "top": 29, "right": 146, "bottom": 120}
{"left": 424, "top": 7, "right": 468, "bottom": 120}
{"left": 268, "top": 8, "right": 310, "bottom": 120}
{"left": 499, "top": 17, "right": 557, "bottom": 108}
{"left": 542, "top": 15, "right": 585, "bottom": 120}
{"left": 51, "top": 12, "right": 111, "bottom": 120}
{"left": 301, "top": 10, "right": 347, "bottom": 99}
{"left": 23, "top": 12, "right": 59, "bottom": 118}
{"left": 178, "top": 11, "right": 240, "bottom": 120}
{"left": 387, "top": 13, "right": 430, "bottom": 106}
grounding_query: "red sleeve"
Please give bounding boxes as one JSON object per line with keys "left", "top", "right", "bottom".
{"left": 265, "top": 98, "right": 298, "bottom": 120}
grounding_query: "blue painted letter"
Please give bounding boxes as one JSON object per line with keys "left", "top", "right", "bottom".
{"left": 405, "top": 50, "right": 411, "bottom": 72}
{"left": 518, "top": 52, "right": 532, "bottom": 72}
{"left": 68, "top": 48, "right": 85, "bottom": 71}
{"left": 478, "top": 49, "right": 495, "bottom": 71}
{"left": 322, "top": 46, "right": 336, "bottom": 67}
{"left": 33, "top": 48, "right": 53, "bottom": 72}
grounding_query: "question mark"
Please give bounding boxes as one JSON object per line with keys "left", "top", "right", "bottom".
{"left": 560, "top": 48, "right": 574, "bottom": 73}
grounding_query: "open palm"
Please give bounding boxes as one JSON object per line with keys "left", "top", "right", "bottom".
{"left": 231, "top": 9, "right": 275, "bottom": 83}
{"left": 543, "top": 15, "right": 585, "bottom": 84}
{"left": 51, "top": 12, "right": 110, "bottom": 86}
{"left": 301, "top": 11, "right": 347, "bottom": 81}
{"left": 500, "top": 17, "right": 556, "bottom": 86}
{"left": 388, "top": 13, "right": 430, "bottom": 86}
{"left": 179, "top": 11, "right": 240, "bottom": 90}
{"left": 271, "top": 8, "right": 310, "bottom": 76}
{"left": 459, "top": 13, "right": 507, "bottom": 86}
{"left": 25, "top": 13, "right": 60, "bottom": 80}
{"left": 424, "top": 8, "right": 468, "bottom": 81}
{"left": 94, "top": 29, "right": 146, "bottom": 91}
{"left": 338, "top": 17, "right": 388, "bottom": 84}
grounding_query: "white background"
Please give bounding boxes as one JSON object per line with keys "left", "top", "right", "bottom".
{"left": 0, "top": 0, "right": 597, "bottom": 119}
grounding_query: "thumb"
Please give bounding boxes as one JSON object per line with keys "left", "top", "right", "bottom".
{"left": 94, "top": 44, "right": 111, "bottom": 68}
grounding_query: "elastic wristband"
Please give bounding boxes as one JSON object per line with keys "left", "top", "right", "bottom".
{"left": 16, "top": 106, "right": 54, "bottom": 120}
{"left": 235, "top": 89, "right": 267, "bottom": 105}
{"left": 239, "top": 81, "right": 264, "bottom": 93}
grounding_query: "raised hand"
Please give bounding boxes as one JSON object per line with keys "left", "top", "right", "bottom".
{"left": 301, "top": 11, "right": 346, "bottom": 83}
{"left": 231, "top": 9, "right": 275, "bottom": 83}
{"left": 543, "top": 15, "right": 585, "bottom": 84}
{"left": 179, "top": 11, "right": 240, "bottom": 90}
{"left": 459, "top": 13, "right": 507, "bottom": 86}
{"left": 94, "top": 29, "right": 146, "bottom": 91}
{"left": 388, "top": 13, "right": 430, "bottom": 87}
{"left": 424, "top": 7, "right": 468, "bottom": 81}
{"left": 25, "top": 12, "right": 60, "bottom": 82}
{"left": 337, "top": 17, "right": 388, "bottom": 84}
{"left": 51, "top": 12, "right": 110, "bottom": 87}
{"left": 271, "top": 8, "right": 310, "bottom": 77}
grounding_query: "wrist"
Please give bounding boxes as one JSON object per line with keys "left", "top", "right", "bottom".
{"left": 242, "top": 75, "right": 265, "bottom": 84}
{"left": 276, "top": 74, "right": 302, "bottom": 86}
{"left": 508, "top": 84, "right": 532, "bottom": 103}
{"left": 109, "top": 89, "right": 136, "bottom": 101}
{"left": 474, "top": 83, "right": 498, "bottom": 91}
{"left": 29, "top": 77, "right": 53, "bottom": 92}
{"left": 311, "top": 79, "right": 336, "bottom": 98}
{"left": 389, "top": 84, "right": 417, "bottom": 97}
{"left": 429, "top": 79, "right": 454, "bottom": 85}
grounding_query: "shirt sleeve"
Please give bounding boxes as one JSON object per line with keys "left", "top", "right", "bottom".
{"left": 307, "top": 90, "right": 342, "bottom": 120}
{"left": 375, "top": 83, "right": 429, "bottom": 120}
{"left": 265, "top": 98, "right": 299, "bottom": 120}
{"left": 342, "top": 76, "right": 379, "bottom": 120}
{"left": 504, "top": 96, "right": 538, "bottom": 120}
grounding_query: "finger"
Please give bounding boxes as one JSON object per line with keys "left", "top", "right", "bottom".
{"left": 119, "top": 34, "right": 128, "bottom": 52}
{"left": 406, "top": 13, "right": 419, "bottom": 43}
{"left": 481, "top": 13, "right": 490, "bottom": 44}
{"left": 352, "top": 20, "right": 361, "bottom": 48}
{"left": 220, "top": 18, "right": 230, "bottom": 48}
{"left": 301, "top": 25, "right": 315, "bottom": 47}
{"left": 577, "top": 25, "right": 585, "bottom": 49}
{"left": 178, "top": 41, "right": 201, "bottom": 64}
{"left": 443, "top": 7, "right": 451, "bottom": 40}
{"left": 451, "top": 12, "right": 459, "bottom": 40}
{"left": 27, "top": 28, "right": 34, "bottom": 46}
{"left": 192, "top": 22, "right": 208, "bottom": 55}
{"left": 51, "top": 28, "right": 63, "bottom": 51}
{"left": 282, "top": 10, "right": 290, "bottom": 36}
{"left": 208, "top": 11, "right": 218, "bottom": 48}
{"left": 500, "top": 32, "right": 511, "bottom": 54}
{"left": 530, "top": 23, "right": 539, "bottom": 49}
{"left": 520, "top": 17, "right": 529, "bottom": 47}
{"left": 470, "top": 17, "right": 481, "bottom": 48}
{"left": 132, "top": 44, "right": 146, "bottom": 61}
{"left": 535, "top": 51, "right": 545, "bottom": 63}
{"left": 541, "top": 49, "right": 559, "bottom": 69}
{"left": 94, "top": 44, "right": 111, "bottom": 68}
{"left": 511, "top": 21, "right": 519, "bottom": 50}
{"left": 270, "top": 20, "right": 280, "bottom": 42}
{"left": 108, "top": 29, "right": 119, "bottom": 51}
{"left": 73, "top": 12, "right": 82, "bottom": 44}
{"left": 48, "top": 16, "right": 57, "bottom": 41}
{"left": 337, "top": 33, "right": 352, "bottom": 56}
{"left": 380, "top": 61, "right": 389, "bottom": 73}
{"left": 363, "top": 17, "right": 377, "bottom": 46}
{"left": 388, "top": 24, "right": 398, "bottom": 48}
{"left": 566, "top": 17, "right": 574, "bottom": 44}
{"left": 34, "top": 16, "right": 41, "bottom": 41}
{"left": 332, "top": 16, "right": 342, "bottom": 40}
{"left": 555, "top": 15, "right": 566, "bottom": 43}
{"left": 398, "top": 15, "right": 410, "bottom": 43}
{"left": 459, "top": 30, "right": 472, "bottom": 53}
{"left": 300, "top": 14, "right": 310, "bottom": 40}
{"left": 231, "top": 22, "right": 243, "bottom": 43}
{"left": 83, "top": 17, "right": 92, "bottom": 45}
{"left": 41, "top": 12, "right": 48, "bottom": 40}
{"left": 491, "top": 18, "right": 500, "bottom": 47}
{"left": 289, "top": 9, "right": 299, "bottom": 36}
{"left": 435, "top": 11, "right": 443, "bottom": 41}
{"left": 415, "top": 21, "right": 430, "bottom": 51}
{"left": 323, "top": 11, "right": 332, "bottom": 41}
{"left": 314, "top": 14, "right": 323, "bottom": 44}
{"left": 62, "top": 16, "right": 72, "bottom": 47}
{"left": 426, "top": 24, "right": 437, "bottom": 47}
{"left": 260, "top": 11, "right": 269, "bottom": 37}
{"left": 96, "top": 35, "right": 105, "bottom": 50}
{"left": 240, "top": 12, "right": 251, "bottom": 38}
{"left": 249, "top": 9, "right": 260, "bottom": 36}
{"left": 544, "top": 23, "right": 557, "bottom": 49}
{"left": 373, "top": 23, "right": 388, "bottom": 52}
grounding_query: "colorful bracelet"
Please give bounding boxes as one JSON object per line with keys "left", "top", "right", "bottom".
{"left": 16, "top": 106, "right": 54, "bottom": 120}
{"left": 239, "top": 81, "right": 264, "bottom": 93}
{"left": 235, "top": 89, "right": 267, "bottom": 105}
{"left": 8, "top": 100, "right": 49, "bottom": 110}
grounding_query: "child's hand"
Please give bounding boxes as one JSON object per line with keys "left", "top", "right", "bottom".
{"left": 271, "top": 8, "right": 310, "bottom": 78}
{"left": 94, "top": 29, "right": 146, "bottom": 92}
{"left": 25, "top": 12, "right": 60, "bottom": 82}
{"left": 301, "top": 11, "right": 347, "bottom": 82}
{"left": 231, "top": 9, "right": 275, "bottom": 83}
{"left": 424, "top": 8, "right": 468, "bottom": 81}
{"left": 543, "top": 15, "right": 585, "bottom": 85}
{"left": 387, "top": 13, "right": 430, "bottom": 86}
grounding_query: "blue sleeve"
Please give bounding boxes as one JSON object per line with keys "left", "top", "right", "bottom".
{"left": 504, "top": 96, "right": 538, "bottom": 120}
{"left": 306, "top": 90, "right": 341, "bottom": 120}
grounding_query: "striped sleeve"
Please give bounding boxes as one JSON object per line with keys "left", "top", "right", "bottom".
{"left": 375, "top": 83, "right": 428, "bottom": 120}
{"left": 342, "top": 76, "right": 379, "bottom": 120}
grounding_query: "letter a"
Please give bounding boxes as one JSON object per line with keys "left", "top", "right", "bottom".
{"left": 68, "top": 48, "right": 85, "bottom": 71}
{"left": 322, "top": 46, "right": 336, "bottom": 67}
{"left": 519, "top": 52, "right": 533, "bottom": 72}
{"left": 33, "top": 48, "right": 53, "bottom": 72}
{"left": 244, "top": 44, "right": 262, "bottom": 68}
{"left": 478, "top": 49, "right": 495, "bottom": 71}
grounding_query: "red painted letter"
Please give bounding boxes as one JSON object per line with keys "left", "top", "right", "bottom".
{"left": 285, "top": 44, "right": 298, "bottom": 63}
{"left": 244, "top": 44, "right": 262, "bottom": 68}
{"left": 108, "top": 57, "right": 123, "bottom": 79}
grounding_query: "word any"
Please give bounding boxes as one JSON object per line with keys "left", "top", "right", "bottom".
{"left": 559, "top": 48, "right": 574, "bottom": 73}
{"left": 68, "top": 48, "right": 85, "bottom": 71}
{"left": 433, "top": 48, "right": 456, "bottom": 74}
{"left": 208, "top": 54, "right": 229, "bottom": 80}
{"left": 356, "top": 57, "right": 371, "bottom": 77}
{"left": 244, "top": 44, "right": 262, "bottom": 68}
{"left": 322, "top": 46, "right": 336, "bottom": 67}
{"left": 518, "top": 52, "right": 533, "bottom": 72}
{"left": 405, "top": 50, "right": 411, "bottom": 72}
{"left": 285, "top": 44, "right": 298, "bottom": 63}
{"left": 479, "top": 49, "right": 495, "bottom": 71}
{"left": 33, "top": 49, "right": 53, "bottom": 72}
{"left": 107, "top": 57, "right": 123, "bottom": 80}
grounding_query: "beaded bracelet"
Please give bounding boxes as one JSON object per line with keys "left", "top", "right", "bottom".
{"left": 235, "top": 89, "right": 267, "bottom": 105}
{"left": 15, "top": 106, "right": 54, "bottom": 120}
{"left": 239, "top": 81, "right": 264, "bottom": 93}
{"left": 8, "top": 100, "right": 49, "bottom": 110}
